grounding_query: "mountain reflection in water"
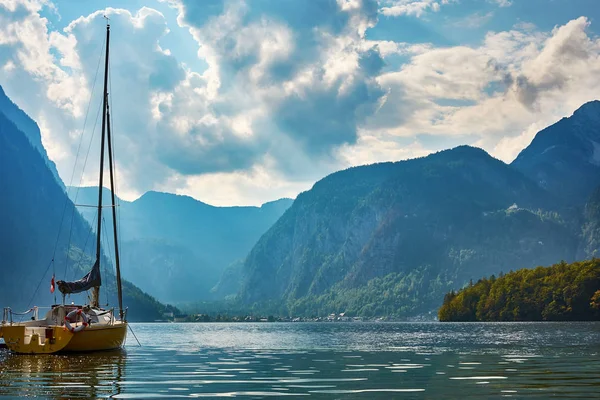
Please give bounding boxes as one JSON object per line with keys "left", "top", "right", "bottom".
{"left": 0, "top": 322, "right": 599, "bottom": 399}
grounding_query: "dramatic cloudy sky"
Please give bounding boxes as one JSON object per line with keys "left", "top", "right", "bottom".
{"left": 1, "top": 0, "right": 599, "bottom": 205}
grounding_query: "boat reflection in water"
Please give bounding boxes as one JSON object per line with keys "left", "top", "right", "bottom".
{"left": 0, "top": 349, "right": 125, "bottom": 398}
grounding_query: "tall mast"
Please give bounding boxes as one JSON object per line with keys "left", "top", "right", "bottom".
{"left": 106, "top": 102, "right": 124, "bottom": 320}
{"left": 93, "top": 23, "right": 110, "bottom": 308}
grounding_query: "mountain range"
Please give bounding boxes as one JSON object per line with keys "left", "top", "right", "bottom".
{"left": 69, "top": 187, "right": 292, "bottom": 302}
{"left": 2, "top": 81, "right": 599, "bottom": 319}
{"left": 237, "top": 101, "right": 600, "bottom": 317}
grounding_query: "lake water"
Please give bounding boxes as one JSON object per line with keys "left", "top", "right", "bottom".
{"left": 1, "top": 322, "right": 599, "bottom": 398}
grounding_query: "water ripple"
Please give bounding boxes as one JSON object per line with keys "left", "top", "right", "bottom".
{"left": 0, "top": 322, "right": 599, "bottom": 398}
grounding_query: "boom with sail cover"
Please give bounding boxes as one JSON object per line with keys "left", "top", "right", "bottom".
{"left": 56, "top": 260, "right": 101, "bottom": 295}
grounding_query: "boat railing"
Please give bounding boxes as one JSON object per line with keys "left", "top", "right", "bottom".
{"left": 2, "top": 306, "right": 40, "bottom": 325}
{"left": 2, "top": 306, "right": 124, "bottom": 326}
{"left": 108, "top": 307, "right": 116, "bottom": 325}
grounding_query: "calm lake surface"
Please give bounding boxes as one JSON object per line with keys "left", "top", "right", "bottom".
{"left": 1, "top": 322, "right": 599, "bottom": 399}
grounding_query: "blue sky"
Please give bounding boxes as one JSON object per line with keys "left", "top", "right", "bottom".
{"left": 1, "top": 0, "right": 600, "bottom": 205}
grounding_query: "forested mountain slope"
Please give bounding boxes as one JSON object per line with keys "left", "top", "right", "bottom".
{"left": 512, "top": 101, "right": 600, "bottom": 204}
{"left": 438, "top": 259, "right": 600, "bottom": 322}
{"left": 239, "top": 146, "right": 577, "bottom": 317}
{"left": 0, "top": 86, "right": 62, "bottom": 188}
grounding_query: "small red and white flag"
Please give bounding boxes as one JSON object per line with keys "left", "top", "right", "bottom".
{"left": 50, "top": 274, "right": 55, "bottom": 294}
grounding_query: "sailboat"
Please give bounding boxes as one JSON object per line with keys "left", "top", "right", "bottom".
{"left": 0, "top": 23, "right": 128, "bottom": 354}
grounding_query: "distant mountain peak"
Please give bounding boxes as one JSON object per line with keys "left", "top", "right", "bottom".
{"left": 0, "top": 84, "right": 64, "bottom": 188}
{"left": 575, "top": 99, "right": 600, "bottom": 110}
{"left": 433, "top": 145, "right": 493, "bottom": 159}
{"left": 511, "top": 99, "right": 600, "bottom": 203}
{"left": 136, "top": 190, "right": 295, "bottom": 211}
{"left": 417, "top": 146, "right": 504, "bottom": 169}
{"left": 261, "top": 198, "right": 294, "bottom": 207}
{"left": 572, "top": 99, "right": 600, "bottom": 124}
{"left": 136, "top": 190, "right": 208, "bottom": 205}
{"left": 0, "top": 84, "right": 42, "bottom": 150}
{"left": 447, "top": 144, "right": 487, "bottom": 153}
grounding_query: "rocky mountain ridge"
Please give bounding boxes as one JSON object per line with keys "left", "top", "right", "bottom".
{"left": 512, "top": 100, "right": 600, "bottom": 204}
{"left": 237, "top": 101, "right": 600, "bottom": 317}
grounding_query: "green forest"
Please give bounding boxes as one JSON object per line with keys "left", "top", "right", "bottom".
{"left": 438, "top": 259, "right": 600, "bottom": 321}
{"left": 285, "top": 266, "right": 452, "bottom": 318}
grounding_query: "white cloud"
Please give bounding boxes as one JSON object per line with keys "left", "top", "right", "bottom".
{"left": 379, "top": 0, "right": 453, "bottom": 18}
{"left": 513, "top": 21, "right": 536, "bottom": 32}
{"left": 0, "top": 0, "right": 89, "bottom": 117}
{"left": 161, "top": 165, "right": 312, "bottom": 206}
{"left": 451, "top": 11, "right": 494, "bottom": 29}
{"left": 489, "top": 0, "right": 512, "bottom": 7}
{"left": 0, "top": 0, "right": 386, "bottom": 205}
{"left": 169, "top": 0, "right": 385, "bottom": 175}
{"left": 336, "top": 131, "right": 429, "bottom": 166}
{"left": 0, "top": 4, "right": 185, "bottom": 193}
{"left": 364, "top": 16, "right": 600, "bottom": 163}
{"left": 2, "top": 60, "right": 16, "bottom": 71}
{"left": 1, "top": 0, "right": 599, "bottom": 206}
{"left": 490, "top": 120, "right": 546, "bottom": 162}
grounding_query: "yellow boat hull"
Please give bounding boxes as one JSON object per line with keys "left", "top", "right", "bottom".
{"left": 1, "top": 325, "right": 73, "bottom": 354}
{"left": 63, "top": 321, "right": 127, "bottom": 352}
{"left": 0, "top": 321, "right": 127, "bottom": 354}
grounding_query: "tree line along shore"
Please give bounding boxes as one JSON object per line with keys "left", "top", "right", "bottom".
{"left": 438, "top": 259, "right": 600, "bottom": 322}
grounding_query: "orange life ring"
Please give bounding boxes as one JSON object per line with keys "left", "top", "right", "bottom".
{"left": 64, "top": 309, "right": 89, "bottom": 333}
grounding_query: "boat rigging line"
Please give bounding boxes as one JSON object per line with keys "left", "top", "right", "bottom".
{"left": 70, "top": 210, "right": 98, "bottom": 282}
{"left": 128, "top": 324, "right": 141, "bottom": 346}
{"left": 24, "top": 35, "right": 107, "bottom": 312}
{"left": 62, "top": 38, "right": 107, "bottom": 281}
{"left": 62, "top": 98, "right": 103, "bottom": 282}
